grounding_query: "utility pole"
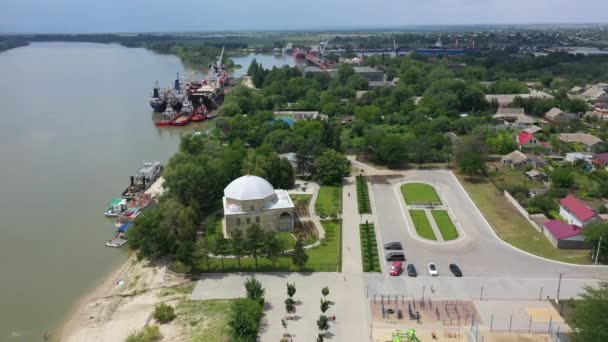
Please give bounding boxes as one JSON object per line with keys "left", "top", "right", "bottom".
{"left": 556, "top": 272, "right": 563, "bottom": 301}
{"left": 595, "top": 237, "right": 603, "bottom": 265}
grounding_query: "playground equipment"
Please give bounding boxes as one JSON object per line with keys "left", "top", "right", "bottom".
{"left": 392, "top": 329, "right": 422, "bottom": 342}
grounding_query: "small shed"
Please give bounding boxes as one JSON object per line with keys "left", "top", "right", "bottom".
{"left": 543, "top": 220, "right": 589, "bottom": 249}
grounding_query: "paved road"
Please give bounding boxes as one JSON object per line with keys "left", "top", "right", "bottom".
{"left": 366, "top": 170, "right": 608, "bottom": 297}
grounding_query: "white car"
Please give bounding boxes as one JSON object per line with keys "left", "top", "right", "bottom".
{"left": 427, "top": 263, "right": 438, "bottom": 276}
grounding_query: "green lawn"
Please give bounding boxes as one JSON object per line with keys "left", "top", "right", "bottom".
{"left": 409, "top": 210, "right": 437, "bottom": 240}
{"left": 360, "top": 222, "right": 381, "bottom": 272}
{"left": 315, "top": 186, "right": 342, "bottom": 218}
{"left": 401, "top": 183, "right": 441, "bottom": 205}
{"left": 431, "top": 210, "right": 459, "bottom": 241}
{"left": 290, "top": 194, "right": 312, "bottom": 204}
{"left": 276, "top": 231, "right": 296, "bottom": 247}
{"left": 456, "top": 173, "right": 591, "bottom": 264}
{"left": 198, "top": 220, "right": 342, "bottom": 272}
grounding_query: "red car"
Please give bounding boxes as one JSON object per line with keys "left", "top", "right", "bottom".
{"left": 389, "top": 261, "right": 403, "bottom": 276}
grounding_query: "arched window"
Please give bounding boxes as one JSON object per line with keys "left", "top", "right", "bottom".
{"left": 236, "top": 218, "right": 241, "bottom": 225}
{"left": 279, "top": 212, "right": 292, "bottom": 231}
{"left": 255, "top": 216, "right": 260, "bottom": 223}
{"left": 246, "top": 217, "right": 251, "bottom": 224}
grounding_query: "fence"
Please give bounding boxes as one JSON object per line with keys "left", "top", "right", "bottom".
{"left": 503, "top": 190, "right": 545, "bottom": 234}
{"left": 195, "top": 258, "right": 339, "bottom": 273}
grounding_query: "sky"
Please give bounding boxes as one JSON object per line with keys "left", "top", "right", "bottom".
{"left": 1, "top": 0, "right": 607, "bottom": 33}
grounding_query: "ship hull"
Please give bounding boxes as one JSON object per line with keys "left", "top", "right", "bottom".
{"left": 149, "top": 100, "right": 167, "bottom": 112}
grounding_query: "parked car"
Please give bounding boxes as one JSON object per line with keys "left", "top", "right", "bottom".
{"left": 384, "top": 241, "right": 403, "bottom": 250}
{"left": 449, "top": 263, "right": 462, "bottom": 277}
{"left": 406, "top": 263, "right": 417, "bottom": 277}
{"left": 386, "top": 252, "right": 406, "bottom": 261}
{"left": 427, "top": 263, "right": 438, "bottom": 276}
{"left": 389, "top": 261, "right": 403, "bottom": 276}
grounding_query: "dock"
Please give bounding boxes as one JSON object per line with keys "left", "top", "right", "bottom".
{"left": 106, "top": 177, "right": 165, "bottom": 248}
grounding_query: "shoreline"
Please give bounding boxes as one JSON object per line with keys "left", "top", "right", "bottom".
{"left": 53, "top": 255, "right": 134, "bottom": 341}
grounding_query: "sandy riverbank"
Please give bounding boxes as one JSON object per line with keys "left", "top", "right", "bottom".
{"left": 54, "top": 256, "right": 191, "bottom": 342}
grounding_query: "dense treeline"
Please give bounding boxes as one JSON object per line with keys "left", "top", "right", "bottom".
{"left": 0, "top": 37, "right": 28, "bottom": 52}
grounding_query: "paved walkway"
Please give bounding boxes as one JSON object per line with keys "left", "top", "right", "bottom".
{"left": 424, "top": 209, "right": 445, "bottom": 242}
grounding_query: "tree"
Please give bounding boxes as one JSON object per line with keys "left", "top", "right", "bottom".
{"left": 213, "top": 237, "right": 229, "bottom": 269}
{"left": 314, "top": 149, "right": 350, "bottom": 185}
{"left": 317, "top": 315, "right": 330, "bottom": 331}
{"left": 287, "top": 283, "right": 296, "bottom": 298}
{"left": 263, "top": 232, "right": 285, "bottom": 268}
{"left": 291, "top": 240, "right": 309, "bottom": 271}
{"left": 285, "top": 297, "right": 296, "bottom": 313}
{"left": 322, "top": 286, "right": 330, "bottom": 298}
{"left": 456, "top": 135, "right": 487, "bottom": 176}
{"left": 317, "top": 333, "right": 325, "bottom": 342}
{"left": 244, "top": 277, "right": 265, "bottom": 305}
{"left": 320, "top": 299, "right": 330, "bottom": 313}
{"left": 570, "top": 281, "right": 608, "bottom": 342}
{"left": 583, "top": 221, "right": 608, "bottom": 263}
{"left": 551, "top": 167, "right": 575, "bottom": 189}
{"left": 153, "top": 303, "right": 176, "bottom": 324}
{"left": 231, "top": 229, "right": 245, "bottom": 268}
{"left": 196, "top": 238, "right": 211, "bottom": 271}
{"left": 246, "top": 224, "right": 265, "bottom": 269}
{"left": 229, "top": 298, "right": 264, "bottom": 342}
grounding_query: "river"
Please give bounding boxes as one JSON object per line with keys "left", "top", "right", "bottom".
{"left": 0, "top": 42, "right": 299, "bottom": 340}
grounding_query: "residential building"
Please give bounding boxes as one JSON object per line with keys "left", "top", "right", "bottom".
{"left": 584, "top": 110, "right": 608, "bottom": 121}
{"left": 559, "top": 133, "right": 603, "bottom": 151}
{"left": 559, "top": 194, "right": 599, "bottom": 227}
{"left": 523, "top": 125, "right": 543, "bottom": 135}
{"left": 544, "top": 107, "right": 577, "bottom": 125}
{"left": 223, "top": 175, "right": 295, "bottom": 236}
{"left": 485, "top": 90, "right": 554, "bottom": 107}
{"left": 565, "top": 152, "right": 593, "bottom": 164}
{"left": 517, "top": 131, "right": 544, "bottom": 149}
{"left": 526, "top": 169, "right": 548, "bottom": 183}
{"left": 543, "top": 220, "right": 588, "bottom": 249}
{"left": 501, "top": 150, "right": 528, "bottom": 168}
{"left": 493, "top": 108, "right": 544, "bottom": 127}
{"left": 582, "top": 87, "right": 606, "bottom": 101}
{"left": 593, "top": 153, "right": 608, "bottom": 168}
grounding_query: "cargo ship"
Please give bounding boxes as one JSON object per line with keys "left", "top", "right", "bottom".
{"left": 149, "top": 81, "right": 168, "bottom": 112}
{"left": 186, "top": 47, "right": 227, "bottom": 109}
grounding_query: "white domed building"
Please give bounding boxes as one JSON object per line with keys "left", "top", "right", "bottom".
{"left": 223, "top": 175, "right": 295, "bottom": 236}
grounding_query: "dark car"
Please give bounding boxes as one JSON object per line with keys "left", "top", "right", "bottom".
{"left": 406, "top": 264, "right": 417, "bottom": 277}
{"left": 384, "top": 241, "right": 403, "bottom": 250}
{"left": 385, "top": 252, "right": 406, "bottom": 261}
{"left": 449, "top": 263, "right": 463, "bottom": 277}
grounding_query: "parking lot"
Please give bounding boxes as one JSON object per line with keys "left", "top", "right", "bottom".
{"left": 367, "top": 170, "right": 608, "bottom": 288}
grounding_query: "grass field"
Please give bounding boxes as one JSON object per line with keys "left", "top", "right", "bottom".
{"left": 360, "top": 222, "right": 381, "bottom": 272}
{"left": 198, "top": 220, "right": 342, "bottom": 272}
{"left": 175, "top": 299, "right": 235, "bottom": 341}
{"left": 456, "top": 174, "right": 591, "bottom": 264}
{"left": 431, "top": 210, "right": 459, "bottom": 241}
{"left": 315, "top": 186, "right": 342, "bottom": 218}
{"left": 401, "top": 183, "right": 441, "bottom": 204}
{"left": 290, "top": 194, "right": 312, "bottom": 204}
{"left": 276, "top": 231, "right": 296, "bottom": 247}
{"left": 409, "top": 210, "right": 437, "bottom": 240}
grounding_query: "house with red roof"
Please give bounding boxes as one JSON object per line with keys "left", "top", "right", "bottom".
{"left": 542, "top": 220, "right": 588, "bottom": 249}
{"left": 593, "top": 153, "right": 608, "bottom": 168}
{"left": 559, "top": 194, "right": 599, "bottom": 227}
{"left": 517, "top": 131, "right": 551, "bottom": 150}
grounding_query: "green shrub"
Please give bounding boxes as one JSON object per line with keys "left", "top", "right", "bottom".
{"left": 153, "top": 303, "right": 176, "bottom": 324}
{"left": 169, "top": 260, "right": 189, "bottom": 274}
{"left": 229, "top": 299, "right": 264, "bottom": 342}
{"left": 125, "top": 325, "right": 162, "bottom": 342}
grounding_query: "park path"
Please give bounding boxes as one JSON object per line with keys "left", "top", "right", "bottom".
{"left": 424, "top": 209, "right": 445, "bottom": 242}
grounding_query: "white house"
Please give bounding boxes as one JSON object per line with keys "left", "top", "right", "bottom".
{"left": 559, "top": 194, "right": 598, "bottom": 227}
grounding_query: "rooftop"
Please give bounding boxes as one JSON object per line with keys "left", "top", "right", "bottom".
{"left": 224, "top": 175, "right": 276, "bottom": 201}
{"left": 544, "top": 220, "right": 583, "bottom": 240}
{"left": 560, "top": 194, "right": 596, "bottom": 222}
{"left": 559, "top": 133, "right": 603, "bottom": 147}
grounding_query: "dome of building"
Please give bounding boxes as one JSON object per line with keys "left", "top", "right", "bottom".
{"left": 224, "top": 175, "right": 275, "bottom": 201}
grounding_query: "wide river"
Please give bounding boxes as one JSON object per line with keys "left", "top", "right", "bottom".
{"left": 0, "top": 42, "right": 299, "bottom": 340}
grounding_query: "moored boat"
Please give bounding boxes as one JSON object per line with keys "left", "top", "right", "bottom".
{"left": 122, "top": 161, "right": 163, "bottom": 198}
{"left": 104, "top": 198, "right": 127, "bottom": 217}
{"left": 155, "top": 107, "right": 177, "bottom": 126}
{"left": 171, "top": 114, "right": 191, "bottom": 126}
